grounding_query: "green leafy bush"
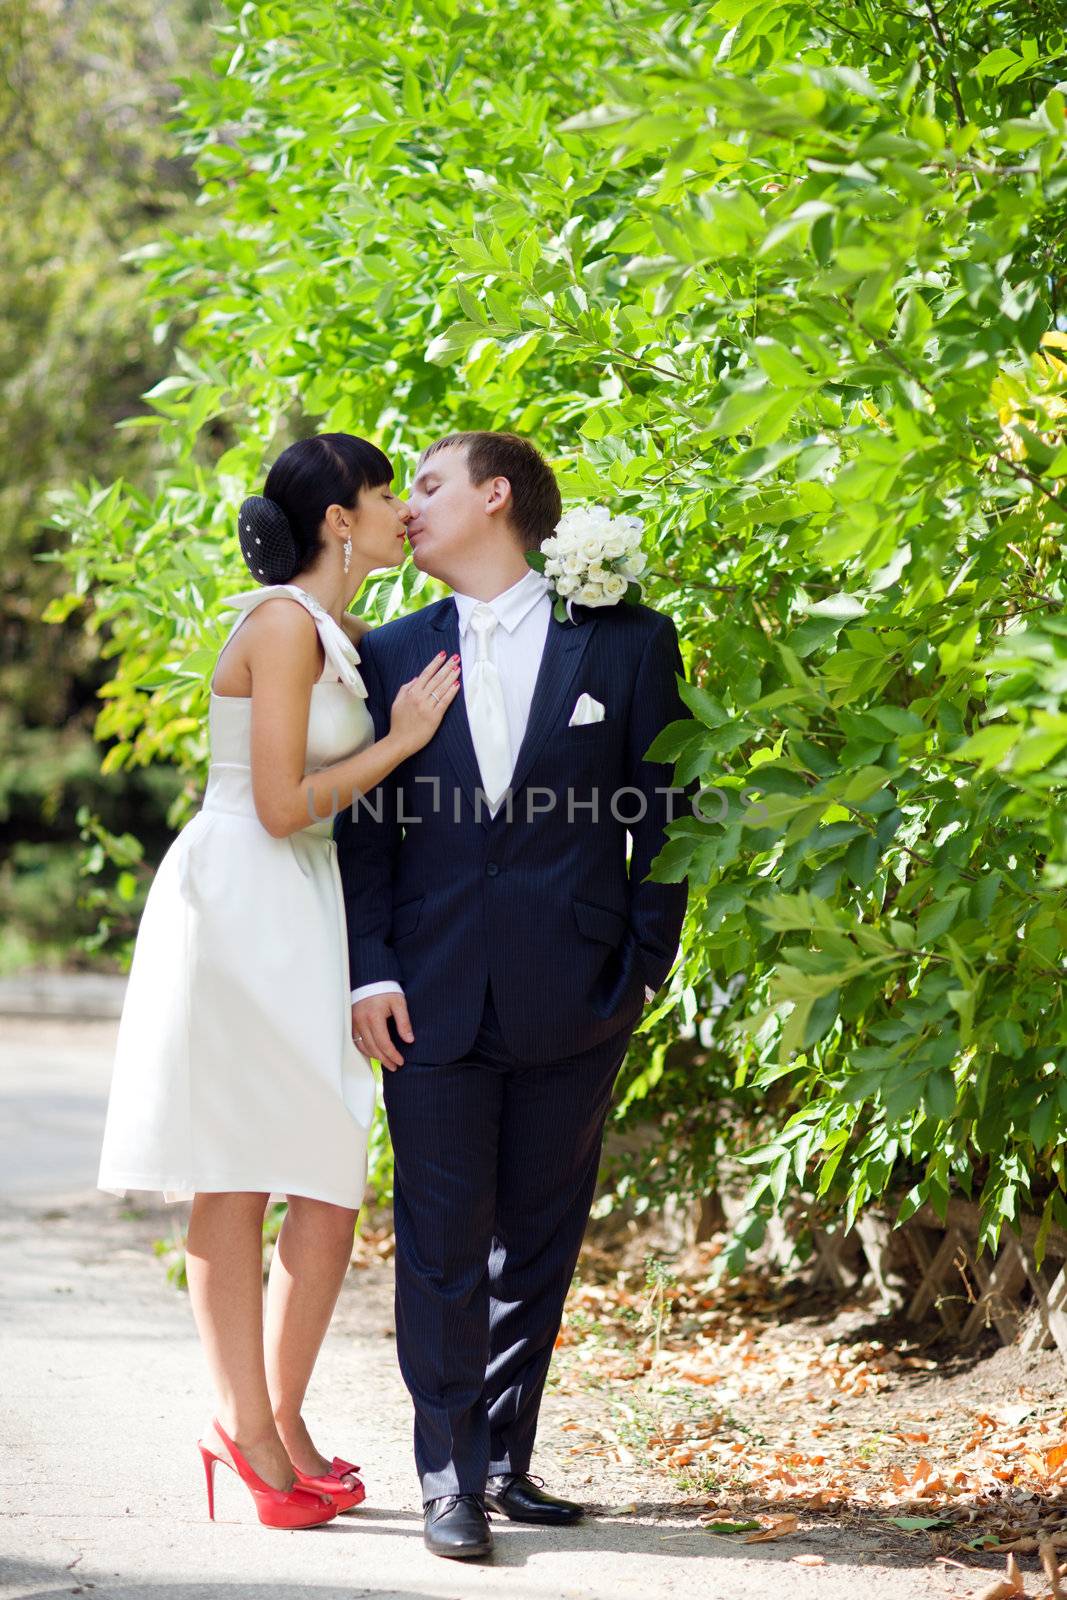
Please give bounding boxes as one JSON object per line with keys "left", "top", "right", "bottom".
{"left": 52, "top": 1, "right": 1067, "bottom": 1255}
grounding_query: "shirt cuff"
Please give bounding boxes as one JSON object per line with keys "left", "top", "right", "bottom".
{"left": 351, "top": 981, "right": 405, "bottom": 1005}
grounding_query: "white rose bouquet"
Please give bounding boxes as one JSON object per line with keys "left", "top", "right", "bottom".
{"left": 526, "top": 505, "right": 648, "bottom": 623}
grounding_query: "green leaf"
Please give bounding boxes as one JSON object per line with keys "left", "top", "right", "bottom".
{"left": 679, "top": 680, "right": 729, "bottom": 729}
{"left": 917, "top": 898, "right": 960, "bottom": 944}
{"left": 976, "top": 47, "right": 1021, "bottom": 80}
{"left": 867, "top": 706, "right": 924, "bottom": 737}
{"left": 645, "top": 719, "right": 706, "bottom": 764}
{"left": 924, "top": 1068, "right": 957, "bottom": 1123}
{"left": 804, "top": 989, "right": 839, "bottom": 1048}
{"left": 424, "top": 322, "right": 485, "bottom": 364}
{"left": 950, "top": 725, "right": 1020, "bottom": 768}
{"left": 41, "top": 593, "right": 84, "bottom": 624}
{"left": 885, "top": 1517, "right": 951, "bottom": 1532}
{"left": 752, "top": 338, "right": 811, "bottom": 388}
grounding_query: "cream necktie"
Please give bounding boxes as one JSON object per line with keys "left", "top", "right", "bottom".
{"left": 466, "top": 604, "right": 512, "bottom": 808}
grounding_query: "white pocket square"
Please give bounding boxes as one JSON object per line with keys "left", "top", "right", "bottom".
{"left": 569, "top": 692, "right": 605, "bottom": 727}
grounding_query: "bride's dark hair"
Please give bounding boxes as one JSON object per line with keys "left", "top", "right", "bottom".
{"left": 238, "top": 433, "right": 393, "bottom": 584}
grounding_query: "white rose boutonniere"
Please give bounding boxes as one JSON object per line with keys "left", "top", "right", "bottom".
{"left": 527, "top": 505, "right": 647, "bottom": 623}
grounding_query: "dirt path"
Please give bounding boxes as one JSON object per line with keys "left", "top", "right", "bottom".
{"left": 0, "top": 1016, "right": 979, "bottom": 1599}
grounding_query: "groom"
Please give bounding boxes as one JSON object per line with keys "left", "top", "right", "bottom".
{"left": 336, "top": 431, "right": 689, "bottom": 1560}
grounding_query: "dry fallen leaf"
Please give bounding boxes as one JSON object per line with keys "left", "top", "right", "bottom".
{"left": 993, "top": 1404, "right": 1036, "bottom": 1427}
{"left": 975, "top": 1553, "right": 1028, "bottom": 1600}
{"left": 804, "top": 1490, "right": 838, "bottom": 1509}
{"left": 792, "top": 1554, "right": 826, "bottom": 1567}
{"left": 744, "top": 1514, "right": 799, "bottom": 1544}
{"left": 1041, "top": 1538, "right": 1065, "bottom": 1600}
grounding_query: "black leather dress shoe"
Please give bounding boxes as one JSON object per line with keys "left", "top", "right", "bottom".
{"left": 484, "top": 1472, "right": 585, "bottom": 1525}
{"left": 423, "top": 1493, "right": 493, "bottom": 1559}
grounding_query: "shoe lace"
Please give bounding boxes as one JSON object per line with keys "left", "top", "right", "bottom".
{"left": 439, "top": 1492, "right": 486, "bottom": 1514}
{"left": 490, "top": 1471, "right": 545, "bottom": 1492}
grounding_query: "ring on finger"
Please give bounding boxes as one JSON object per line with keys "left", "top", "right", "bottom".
{"left": 430, "top": 690, "right": 440, "bottom": 704}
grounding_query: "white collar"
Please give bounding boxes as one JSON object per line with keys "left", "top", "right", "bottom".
{"left": 454, "top": 568, "right": 551, "bottom": 637}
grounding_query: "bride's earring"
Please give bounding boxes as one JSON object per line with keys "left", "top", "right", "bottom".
{"left": 343, "top": 536, "right": 352, "bottom": 575}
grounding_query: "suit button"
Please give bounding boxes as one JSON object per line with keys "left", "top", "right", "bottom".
{"left": 486, "top": 863, "right": 500, "bottom": 877}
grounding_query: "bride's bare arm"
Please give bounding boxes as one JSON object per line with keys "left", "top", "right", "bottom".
{"left": 245, "top": 599, "right": 459, "bottom": 839}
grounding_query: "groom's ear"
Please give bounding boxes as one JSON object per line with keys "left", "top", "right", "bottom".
{"left": 483, "top": 474, "right": 514, "bottom": 523}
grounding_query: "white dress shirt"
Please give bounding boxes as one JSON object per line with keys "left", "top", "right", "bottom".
{"left": 351, "top": 569, "right": 653, "bottom": 1009}
{"left": 455, "top": 567, "right": 554, "bottom": 772}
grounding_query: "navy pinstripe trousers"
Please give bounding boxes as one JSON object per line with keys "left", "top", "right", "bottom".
{"left": 383, "top": 982, "right": 632, "bottom": 1501}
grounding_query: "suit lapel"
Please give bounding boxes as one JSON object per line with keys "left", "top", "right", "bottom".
{"left": 507, "top": 611, "right": 596, "bottom": 802}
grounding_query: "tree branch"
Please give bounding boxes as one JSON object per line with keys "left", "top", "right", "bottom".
{"left": 923, "top": 0, "right": 968, "bottom": 128}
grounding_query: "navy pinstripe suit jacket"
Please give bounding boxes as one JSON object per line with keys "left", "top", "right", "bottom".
{"left": 334, "top": 595, "right": 691, "bottom": 1065}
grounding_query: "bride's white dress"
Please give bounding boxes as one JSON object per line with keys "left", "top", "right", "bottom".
{"left": 97, "top": 584, "right": 377, "bottom": 1207}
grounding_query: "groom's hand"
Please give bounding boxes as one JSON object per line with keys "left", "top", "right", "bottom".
{"left": 352, "top": 993, "right": 414, "bottom": 1071}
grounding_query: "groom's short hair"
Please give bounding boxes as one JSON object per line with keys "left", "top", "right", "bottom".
{"left": 421, "top": 431, "right": 561, "bottom": 551}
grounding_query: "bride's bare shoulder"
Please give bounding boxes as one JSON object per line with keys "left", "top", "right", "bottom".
{"left": 243, "top": 593, "right": 320, "bottom": 639}
{"left": 237, "top": 595, "right": 324, "bottom": 679}
{"left": 338, "top": 612, "right": 373, "bottom": 645}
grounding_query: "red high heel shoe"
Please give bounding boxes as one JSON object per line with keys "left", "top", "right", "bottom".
{"left": 292, "top": 1456, "right": 366, "bottom": 1513}
{"left": 198, "top": 1419, "right": 338, "bottom": 1529}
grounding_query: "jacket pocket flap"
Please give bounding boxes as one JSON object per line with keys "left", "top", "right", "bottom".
{"left": 573, "top": 898, "right": 627, "bottom": 947}
{"left": 391, "top": 896, "right": 424, "bottom": 941}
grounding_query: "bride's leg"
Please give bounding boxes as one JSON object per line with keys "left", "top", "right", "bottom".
{"left": 265, "top": 1195, "right": 358, "bottom": 1475}
{"left": 186, "top": 1190, "right": 295, "bottom": 1489}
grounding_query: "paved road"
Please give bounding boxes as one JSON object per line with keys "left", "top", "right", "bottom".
{"left": 0, "top": 1018, "right": 116, "bottom": 1196}
{"left": 0, "top": 1017, "right": 967, "bottom": 1599}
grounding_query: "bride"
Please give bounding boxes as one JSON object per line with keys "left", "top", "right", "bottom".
{"left": 97, "top": 433, "right": 460, "bottom": 1528}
